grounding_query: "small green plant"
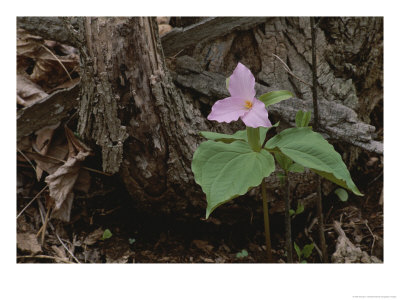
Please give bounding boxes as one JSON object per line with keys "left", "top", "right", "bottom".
{"left": 101, "top": 229, "right": 112, "bottom": 240}
{"left": 289, "top": 202, "right": 304, "bottom": 218}
{"left": 334, "top": 188, "right": 349, "bottom": 202}
{"left": 191, "top": 62, "right": 362, "bottom": 263}
{"left": 295, "top": 110, "right": 312, "bottom": 128}
{"left": 128, "top": 238, "right": 136, "bottom": 244}
{"left": 294, "top": 242, "right": 314, "bottom": 263}
{"left": 236, "top": 249, "right": 249, "bottom": 258}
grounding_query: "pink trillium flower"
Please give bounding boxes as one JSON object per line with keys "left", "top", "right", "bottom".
{"left": 207, "top": 62, "right": 272, "bottom": 128}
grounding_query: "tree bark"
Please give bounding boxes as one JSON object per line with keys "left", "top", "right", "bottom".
{"left": 73, "top": 17, "right": 209, "bottom": 216}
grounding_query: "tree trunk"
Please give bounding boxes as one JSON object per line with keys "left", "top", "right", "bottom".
{"left": 74, "top": 17, "right": 209, "bottom": 216}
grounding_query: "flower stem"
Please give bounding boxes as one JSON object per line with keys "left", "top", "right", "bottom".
{"left": 246, "top": 127, "right": 261, "bottom": 152}
{"left": 261, "top": 179, "right": 272, "bottom": 262}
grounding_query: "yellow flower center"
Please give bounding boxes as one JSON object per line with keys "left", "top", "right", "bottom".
{"left": 244, "top": 100, "right": 253, "bottom": 109}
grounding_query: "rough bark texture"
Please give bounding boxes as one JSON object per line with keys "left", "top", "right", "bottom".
{"left": 74, "top": 17, "right": 210, "bottom": 216}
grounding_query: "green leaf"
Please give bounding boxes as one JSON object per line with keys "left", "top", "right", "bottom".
{"left": 293, "top": 242, "right": 301, "bottom": 259}
{"left": 259, "top": 90, "right": 294, "bottom": 107}
{"left": 295, "top": 110, "right": 312, "bottom": 127}
{"left": 128, "top": 238, "right": 136, "bottom": 244}
{"left": 102, "top": 229, "right": 112, "bottom": 240}
{"left": 302, "top": 111, "right": 311, "bottom": 127}
{"left": 192, "top": 140, "right": 275, "bottom": 218}
{"left": 200, "top": 130, "right": 247, "bottom": 143}
{"left": 295, "top": 110, "right": 304, "bottom": 127}
{"left": 226, "top": 77, "right": 230, "bottom": 90}
{"left": 295, "top": 202, "right": 304, "bottom": 215}
{"left": 200, "top": 123, "right": 278, "bottom": 144}
{"left": 334, "top": 188, "right": 349, "bottom": 202}
{"left": 236, "top": 249, "right": 248, "bottom": 258}
{"left": 301, "top": 260, "right": 307, "bottom": 264}
{"left": 289, "top": 209, "right": 295, "bottom": 216}
{"left": 302, "top": 243, "right": 315, "bottom": 258}
{"left": 265, "top": 127, "right": 362, "bottom": 196}
{"left": 288, "top": 163, "right": 305, "bottom": 173}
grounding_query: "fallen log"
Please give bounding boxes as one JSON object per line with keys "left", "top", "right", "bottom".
{"left": 17, "top": 82, "right": 80, "bottom": 142}
{"left": 172, "top": 56, "right": 383, "bottom": 154}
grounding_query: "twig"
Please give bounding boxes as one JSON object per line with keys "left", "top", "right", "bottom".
{"left": 25, "top": 150, "right": 112, "bottom": 176}
{"left": 272, "top": 54, "right": 312, "bottom": 87}
{"left": 16, "top": 185, "right": 48, "bottom": 219}
{"left": 41, "top": 44, "right": 73, "bottom": 81}
{"left": 56, "top": 233, "right": 81, "bottom": 264}
{"left": 17, "top": 148, "right": 36, "bottom": 173}
{"left": 364, "top": 220, "right": 377, "bottom": 256}
{"left": 17, "top": 255, "right": 74, "bottom": 264}
{"left": 310, "top": 17, "right": 328, "bottom": 263}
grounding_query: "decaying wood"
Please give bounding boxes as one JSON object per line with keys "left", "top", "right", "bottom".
{"left": 72, "top": 17, "right": 212, "bottom": 215}
{"left": 17, "top": 17, "right": 79, "bottom": 47}
{"left": 17, "top": 17, "right": 268, "bottom": 59}
{"left": 172, "top": 55, "right": 383, "bottom": 154}
{"left": 17, "top": 81, "right": 80, "bottom": 142}
{"left": 332, "top": 221, "right": 381, "bottom": 263}
{"left": 161, "top": 17, "right": 269, "bottom": 57}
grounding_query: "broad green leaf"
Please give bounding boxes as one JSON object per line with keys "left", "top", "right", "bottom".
{"left": 288, "top": 163, "right": 305, "bottom": 173}
{"left": 259, "top": 90, "right": 294, "bottom": 107}
{"left": 334, "top": 188, "right": 349, "bottom": 202}
{"left": 200, "top": 123, "right": 279, "bottom": 144}
{"left": 192, "top": 140, "right": 275, "bottom": 218}
{"left": 289, "top": 209, "right": 295, "bottom": 216}
{"left": 302, "top": 243, "right": 315, "bottom": 258}
{"left": 200, "top": 130, "right": 247, "bottom": 143}
{"left": 293, "top": 242, "right": 301, "bottom": 259}
{"left": 265, "top": 127, "right": 362, "bottom": 196}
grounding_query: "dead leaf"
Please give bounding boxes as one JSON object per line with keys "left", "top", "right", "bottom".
{"left": 83, "top": 228, "right": 104, "bottom": 246}
{"left": 192, "top": 240, "right": 214, "bottom": 253}
{"left": 17, "top": 233, "right": 42, "bottom": 254}
{"left": 17, "top": 75, "right": 48, "bottom": 107}
{"left": 17, "top": 28, "right": 79, "bottom": 92}
{"left": 51, "top": 245, "right": 67, "bottom": 260}
{"left": 45, "top": 151, "right": 89, "bottom": 222}
{"left": 34, "top": 122, "right": 60, "bottom": 180}
{"left": 159, "top": 24, "right": 173, "bottom": 37}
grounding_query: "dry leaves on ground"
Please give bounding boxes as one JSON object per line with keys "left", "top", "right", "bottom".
{"left": 17, "top": 28, "right": 79, "bottom": 108}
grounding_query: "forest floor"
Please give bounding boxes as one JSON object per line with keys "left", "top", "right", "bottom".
{"left": 16, "top": 23, "right": 383, "bottom": 264}
{"left": 17, "top": 144, "right": 383, "bottom": 263}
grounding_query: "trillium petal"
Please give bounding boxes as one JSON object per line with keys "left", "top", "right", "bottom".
{"left": 228, "top": 62, "right": 256, "bottom": 100}
{"left": 207, "top": 97, "right": 248, "bottom": 123}
{"left": 240, "top": 98, "right": 272, "bottom": 128}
